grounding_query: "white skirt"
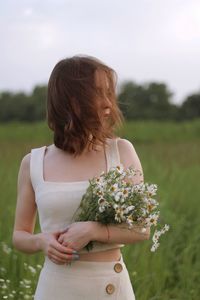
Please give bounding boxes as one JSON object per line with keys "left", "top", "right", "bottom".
{"left": 34, "top": 254, "right": 135, "bottom": 300}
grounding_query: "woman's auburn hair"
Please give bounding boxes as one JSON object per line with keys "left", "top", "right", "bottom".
{"left": 46, "top": 55, "right": 124, "bottom": 156}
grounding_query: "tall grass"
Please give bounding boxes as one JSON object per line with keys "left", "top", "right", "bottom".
{"left": 0, "top": 120, "right": 199, "bottom": 299}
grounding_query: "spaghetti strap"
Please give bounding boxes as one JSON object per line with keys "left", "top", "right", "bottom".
{"left": 30, "top": 146, "right": 46, "bottom": 191}
{"left": 105, "top": 137, "right": 121, "bottom": 170}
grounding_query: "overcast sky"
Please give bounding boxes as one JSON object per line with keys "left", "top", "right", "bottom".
{"left": 1, "top": 0, "right": 200, "bottom": 104}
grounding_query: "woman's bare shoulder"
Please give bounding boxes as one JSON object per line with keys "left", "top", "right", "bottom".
{"left": 20, "top": 152, "right": 31, "bottom": 168}
{"left": 117, "top": 138, "right": 139, "bottom": 163}
{"left": 17, "top": 153, "right": 32, "bottom": 184}
{"left": 117, "top": 137, "right": 135, "bottom": 150}
{"left": 19, "top": 144, "right": 48, "bottom": 170}
{"left": 117, "top": 138, "right": 144, "bottom": 182}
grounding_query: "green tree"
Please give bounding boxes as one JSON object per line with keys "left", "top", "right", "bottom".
{"left": 30, "top": 85, "right": 47, "bottom": 120}
{"left": 118, "top": 81, "right": 175, "bottom": 120}
{"left": 0, "top": 92, "right": 34, "bottom": 122}
{"left": 180, "top": 94, "right": 200, "bottom": 120}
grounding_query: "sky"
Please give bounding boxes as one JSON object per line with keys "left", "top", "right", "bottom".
{"left": 1, "top": 0, "right": 200, "bottom": 105}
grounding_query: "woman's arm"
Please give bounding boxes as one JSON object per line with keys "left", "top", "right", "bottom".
{"left": 12, "top": 153, "right": 41, "bottom": 253}
{"left": 90, "top": 222, "right": 150, "bottom": 244}
{"left": 93, "top": 138, "right": 150, "bottom": 244}
{"left": 12, "top": 154, "right": 76, "bottom": 263}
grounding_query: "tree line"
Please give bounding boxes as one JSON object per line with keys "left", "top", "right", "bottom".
{"left": 0, "top": 81, "right": 199, "bottom": 122}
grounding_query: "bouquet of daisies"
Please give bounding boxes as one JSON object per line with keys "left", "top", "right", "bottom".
{"left": 72, "top": 164, "right": 169, "bottom": 252}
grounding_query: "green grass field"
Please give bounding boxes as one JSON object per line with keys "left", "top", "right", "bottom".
{"left": 0, "top": 120, "right": 200, "bottom": 300}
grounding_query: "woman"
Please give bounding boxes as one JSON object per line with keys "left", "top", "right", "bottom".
{"left": 12, "top": 55, "right": 150, "bottom": 300}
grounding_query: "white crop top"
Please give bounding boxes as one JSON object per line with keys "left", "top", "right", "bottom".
{"left": 30, "top": 137, "right": 125, "bottom": 254}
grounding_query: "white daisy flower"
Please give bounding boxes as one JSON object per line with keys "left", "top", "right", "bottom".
{"left": 146, "top": 199, "right": 159, "bottom": 212}
{"left": 145, "top": 213, "right": 159, "bottom": 226}
{"left": 113, "top": 203, "right": 119, "bottom": 209}
{"left": 146, "top": 184, "right": 158, "bottom": 196}
{"left": 140, "top": 207, "right": 148, "bottom": 216}
{"left": 110, "top": 183, "right": 119, "bottom": 193}
{"left": 124, "top": 205, "right": 135, "bottom": 214}
{"left": 126, "top": 166, "right": 142, "bottom": 178}
{"left": 150, "top": 241, "right": 160, "bottom": 252}
{"left": 133, "top": 183, "right": 146, "bottom": 194}
{"left": 121, "top": 187, "right": 129, "bottom": 198}
{"left": 114, "top": 191, "right": 123, "bottom": 202}
{"left": 98, "top": 197, "right": 107, "bottom": 206}
{"left": 99, "top": 206, "right": 106, "bottom": 213}
{"left": 98, "top": 198, "right": 109, "bottom": 213}
{"left": 152, "top": 230, "right": 161, "bottom": 243}
{"left": 114, "top": 206, "right": 126, "bottom": 222}
{"left": 163, "top": 224, "right": 170, "bottom": 231}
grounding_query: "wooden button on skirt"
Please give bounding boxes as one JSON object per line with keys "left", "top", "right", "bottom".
{"left": 114, "top": 262, "right": 123, "bottom": 273}
{"left": 106, "top": 283, "right": 115, "bottom": 294}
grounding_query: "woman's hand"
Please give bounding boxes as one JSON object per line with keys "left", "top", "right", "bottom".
{"left": 38, "top": 230, "right": 79, "bottom": 265}
{"left": 57, "top": 221, "right": 95, "bottom": 251}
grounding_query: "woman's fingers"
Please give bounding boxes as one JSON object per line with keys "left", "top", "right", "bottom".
{"left": 49, "top": 247, "right": 75, "bottom": 261}
{"left": 48, "top": 253, "right": 68, "bottom": 265}
{"left": 52, "top": 239, "right": 77, "bottom": 254}
{"left": 50, "top": 240, "right": 79, "bottom": 261}
{"left": 57, "top": 234, "right": 64, "bottom": 243}
{"left": 54, "top": 228, "right": 69, "bottom": 244}
{"left": 53, "top": 229, "right": 68, "bottom": 241}
{"left": 55, "top": 227, "right": 69, "bottom": 237}
{"left": 59, "top": 226, "right": 70, "bottom": 234}
{"left": 48, "top": 246, "right": 80, "bottom": 265}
